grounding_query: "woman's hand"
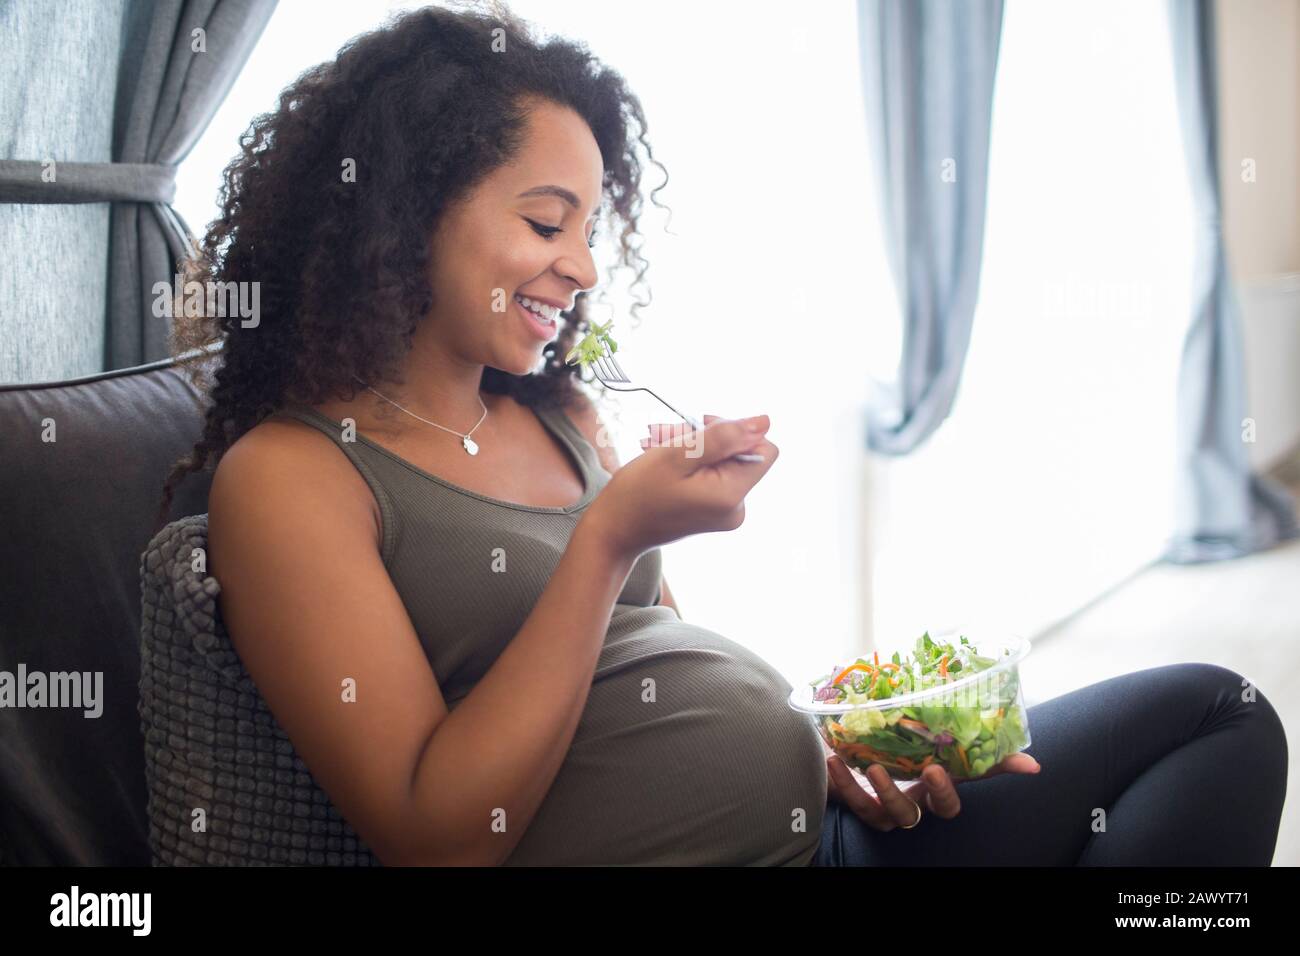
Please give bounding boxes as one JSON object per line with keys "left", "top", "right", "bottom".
{"left": 638, "top": 414, "right": 726, "bottom": 449}
{"left": 582, "top": 413, "right": 776, "bottom": 561}
{"left": 824, "top": 745, "right": 1041, "bottom": 831}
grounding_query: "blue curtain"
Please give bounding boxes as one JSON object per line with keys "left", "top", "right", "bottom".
{"left": 1164, "top": 0, "right": 1297, "bottom": 563}
{"left": 856, "top": 0, "right": 1005, "bottom": 454}
{"left": 0, "top": 0, "right": 277, "bottom": 382}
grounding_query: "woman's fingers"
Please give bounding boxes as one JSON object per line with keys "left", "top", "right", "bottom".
{"left": 828, "top": 752, "right": 1037, "bottom": 832}
{"left": 646, "top": 420, "right": 707, "bottom": 446}
{"left": 826, "top": 756, "right": 894, "bottom": 830}
{"left": 910, "top": 765, "right": 961, "bottom": 819}
{"left": 953, "top": 752, "right": 1042, "bottom": 784}
{"left": 827, "top": 757, "right": 925, "bottom": 832}
{"left": 641, "top": 423, "right": 679, "bottom": 449}
{"left": 998, "top": 752, "right": 1042, "bottom": 774}
{"left": 642, "top": 415, "right": 722, "bottom": 448}
{"left": 865, "top": 764, "right": 927, "bottom": 829}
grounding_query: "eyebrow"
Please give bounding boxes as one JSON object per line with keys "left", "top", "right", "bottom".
{"left": 516, "top": 184, "right": 602, "bottom": 219}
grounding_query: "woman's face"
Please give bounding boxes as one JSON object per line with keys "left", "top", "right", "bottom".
{"left": 425, "top": 98, "right": 605, "bottom": 376}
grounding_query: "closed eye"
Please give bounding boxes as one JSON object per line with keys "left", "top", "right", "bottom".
{"left": 525, "top": 218, "right": 599, "bottom": 249}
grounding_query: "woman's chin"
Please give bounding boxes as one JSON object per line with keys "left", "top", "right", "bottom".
{"left": 492, "top": 355, "right": 541, "bottom": 377}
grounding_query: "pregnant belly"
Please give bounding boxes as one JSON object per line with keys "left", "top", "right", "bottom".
{"left": 503, "top": 606, "right": 828, "bottom": 866}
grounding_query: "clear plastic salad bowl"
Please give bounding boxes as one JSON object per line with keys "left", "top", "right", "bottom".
{"left": 788, "top": 631, "right": 1033, "bottom": 783}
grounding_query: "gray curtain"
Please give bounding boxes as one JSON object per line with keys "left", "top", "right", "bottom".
{"left": 1164, "top": 0, "right": 1298, "bottom": 563}
{"left": 856, "top": 0, "right": 1005, "bottom": 454}
{"left": 0, "top": 0, "right": 277, "bottom": 382}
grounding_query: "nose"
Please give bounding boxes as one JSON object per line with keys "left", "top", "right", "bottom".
{"left": 552, "top": 235, "right": 599, "bottom": 297}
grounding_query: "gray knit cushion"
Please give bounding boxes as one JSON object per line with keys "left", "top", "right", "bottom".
{"left": 138, "top": 514, "right": 380, "bottom": 865}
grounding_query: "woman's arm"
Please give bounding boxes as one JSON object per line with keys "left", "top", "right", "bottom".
{"left": 210, "top": 419, "right": 637, "bottom": 866}
{"left": 563, "top": 391, "right": 683, "bottom": 620}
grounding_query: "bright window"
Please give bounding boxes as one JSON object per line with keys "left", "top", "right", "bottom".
{"left": 868, "top": 0, "right": 1194, "bottom": 644}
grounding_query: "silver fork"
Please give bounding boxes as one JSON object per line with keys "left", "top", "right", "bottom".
{"left": 586, "top": 352, "right": 765, "bottom": 462}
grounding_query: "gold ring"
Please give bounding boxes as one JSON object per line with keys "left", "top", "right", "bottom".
{"left": 899, "top": 798, "right": 923, "bottom": 829}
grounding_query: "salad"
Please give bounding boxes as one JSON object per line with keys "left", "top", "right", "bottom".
{"left": 565, "top": 319, "right": 618, "bottom": 370}
{"left": 807, "top": 632, "right": 1030, "bottom": 782}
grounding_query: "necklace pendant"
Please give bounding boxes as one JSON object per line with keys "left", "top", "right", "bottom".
{"left": 463, "top": 435, "right": 479, "bottom": 455}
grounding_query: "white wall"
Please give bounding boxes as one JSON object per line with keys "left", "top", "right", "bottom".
{"left": 1239, "top": 274, "right": 1300, "bottom": 467}
{"left": 1217, "top": 0, "right": 1300, "bottom": 469}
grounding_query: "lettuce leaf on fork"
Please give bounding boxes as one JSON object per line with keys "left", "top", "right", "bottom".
{"left": 564, "top": 320, "right": 618, "bottom": 369}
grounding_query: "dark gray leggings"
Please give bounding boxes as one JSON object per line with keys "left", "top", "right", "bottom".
{"left": 812, "top": 663, "right": 1288, "bottom": 866}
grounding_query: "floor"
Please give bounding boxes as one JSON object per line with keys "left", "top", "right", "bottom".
{"left": 1019, "top": 457, "right": 1300, "bottom": 866}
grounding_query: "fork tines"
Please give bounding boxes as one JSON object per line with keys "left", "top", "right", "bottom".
{"left": 594, "top": 353, "right": 630, "bottom": 383}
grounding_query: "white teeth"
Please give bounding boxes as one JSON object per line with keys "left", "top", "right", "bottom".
{"left": 514, "top": 294, "right": 559, "bottom": 324}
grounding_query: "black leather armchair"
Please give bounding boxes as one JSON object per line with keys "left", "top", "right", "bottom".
{"left": 0, "top": 353, "right": 216, "bottom": 865}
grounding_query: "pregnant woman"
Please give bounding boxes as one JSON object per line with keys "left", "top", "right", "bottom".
{"left": 155, "top": 4, "right": 1287, "bottom": 866}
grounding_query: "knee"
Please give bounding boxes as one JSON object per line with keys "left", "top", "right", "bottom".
{"left": 1180, "top": 662, "right": 1287, "bottom": 772}
{"left": 1179, "top": 661, "right": 1276, "bottom": 712}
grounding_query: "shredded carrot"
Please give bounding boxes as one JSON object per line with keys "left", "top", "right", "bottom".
{"left": 837, "top": 743, "right": 895, "bottom": 765}
{"left": 831, "top": 663, "right": 875, "bottom": 686}
{"left": 832, "top": 738, "right": 896, "bottom": 764}
{"left": 873, "top": 650, "right": 880, "bottom": 668}
{"left": 955, "top": 743, "right": 970, "bottom": 773}
{"left": 918, "top": 754, "right": 935, "bottom": 769}
{"left": 879, "top": 662, "right": 900, "bottom": 672}
{"left": 938, "top": 654, "right": 949, "bottom": 679}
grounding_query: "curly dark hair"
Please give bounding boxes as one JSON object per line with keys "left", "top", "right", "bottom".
{"left": 154, "top": 0, "right": 669, "bottom": 535}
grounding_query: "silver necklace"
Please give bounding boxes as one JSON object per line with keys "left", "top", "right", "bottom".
{"left": 357, "top": 380, "right": 489, "bottom": 455}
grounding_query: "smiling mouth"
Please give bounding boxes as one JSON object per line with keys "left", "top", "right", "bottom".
{"left": 514, "top": 297, "right": 557, "bottom": 339}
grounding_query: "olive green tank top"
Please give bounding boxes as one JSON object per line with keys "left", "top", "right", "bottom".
{"left": 271, "top": 400, "right": 827, "bottom": 866}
